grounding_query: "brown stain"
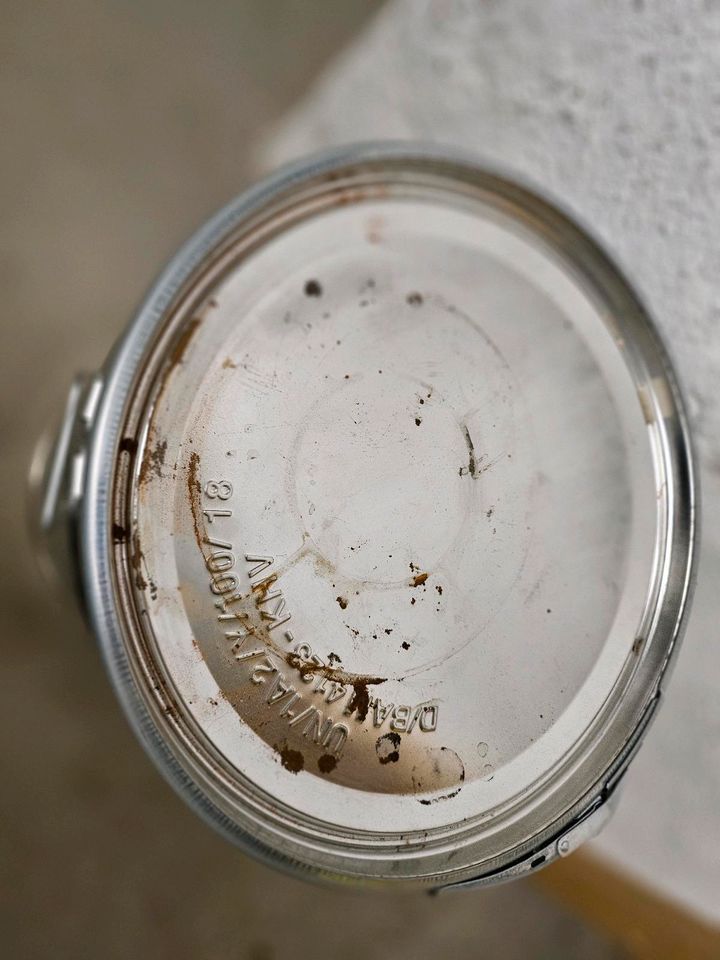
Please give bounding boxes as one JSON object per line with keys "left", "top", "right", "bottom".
{"left": 328, "top": 183, "right": 388, "bottom": 211}
{"left": 317, "top": 754, "right": 337, "bottom": 774}
{"left": 406, "top": 292, "right": 423, "bottom": 306}
{"left": 119, "top": 436, "right": 138, "bottom": 456}
{"left": 222, "top": 357, "right": 237, "bottom": 369}
{"left": 376, "top": 732, "right": 401, "bottom": 765}
{"left": 187, "top": 450, "right": 203, "bottom": 550}
{"left": 632, "top": 636, "right": 645, "bottom": 656}
{"left": 112, "top": 523, "right": 128, "bottom": 544}
{"left": 128, "top": 523, "right": 157, "bottom": 599}
{"left": 289, "top": 534, "right": 339, "bottom": 582}
{"left": 336, "top": 595, "right": 348, "bottom": 610}
{"left": 251, "top": 575, "right": 278, "bottom": 603}
{"left": 285, "top": 652, "right": 385, "bottom": 723}
{"left": 284, "top": 652, "right": 385, "bottom": 689}
{"left": 128, "top": 531, "right": 158, "bottom": 600}
{"left": 345, "top": 682, "right": 369, "bottom": 722}
{"left": 304, "top": 279, "right": 322, "bottom": 297}
{"left": 411, "top": 572, "right": 429, "bottom": 588}
{"left": 129, "top": 531, "right": 147, "bottom": 592}
{"left": 168, "top": 316, "right": 201, "bottom": 373}
{"left": 276, "top": 744, "right": 304, "bottom": 774}
{"left": 461, "top": 424, "right": 477, "bottom": 478}
{"left": 139, "top": 437, "right": 168, "bottom": 486}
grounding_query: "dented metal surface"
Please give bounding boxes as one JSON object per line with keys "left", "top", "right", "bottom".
{"left": 44, "top": 145, "right": 695, "bottom": 886}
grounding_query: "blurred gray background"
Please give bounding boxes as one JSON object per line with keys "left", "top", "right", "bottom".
{"left": 1, "top": 3, "right": 630, "bottom": 958}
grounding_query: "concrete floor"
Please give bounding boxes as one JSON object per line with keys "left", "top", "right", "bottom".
{"left": 0, "top": 3, "right": 627, "bottom": 957}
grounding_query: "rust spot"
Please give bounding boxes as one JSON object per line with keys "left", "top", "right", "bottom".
{"left": 285, "top": 653, "right": 385, "bottom": 704}
{"left": 435, "top": 584, "right": 443, "bottom": 596}
{"left": 401, "top": 641, "right": 410, "bottom": 650}
{"left": 187, "top": 451, "right": 203, "bottom": 550}
{"left": 330, "top": 184, "right": 388, "bottom": 212}
{"left": 336, "top": 595, "right": 349, "bottom": 610}
{"left": 304, "top": 279, "right": 322, "bottom": 297}
{"left": 251, "top": 575, "right": 278, "bottom": 603}
{"left": 130, "top": 531, "right": 146, "bottom": 590}
{"left": 411, "top": 572, "right": 429, "bottom": 588}
{"left": 112, "top": 523, "right": 128, "bottom": 544}
{"left": 376, "top": 732, "right": 401, "bottom": 764}
{"left": 632, "top": 636, "right": 644, "bottom": 655}
{"left": 119, "top": 436, "right": 138, "bottom": 456}
{"left": 139, "top": 438, "right": 167, "bottom": 486}
{"left": 406, "top": 292, "right": 423, "bottom": 306}
{"left": 318, "top": 754, "right": 337, "bottom": 774}
{"left": 415, "top": 417, "right": 422, "bottom": 426}
{"left": 277, "top": 744, "right": 304, "bottom": 774}
{"left": 129, "top": 530, "right": 156, "bottom": 598}
{"left": 168, "top": 316, "right": 201, "bottom": 372}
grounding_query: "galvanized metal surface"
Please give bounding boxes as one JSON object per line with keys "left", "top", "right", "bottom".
{"left": 45, "top": 145, "right": 695, "bottom": 886}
